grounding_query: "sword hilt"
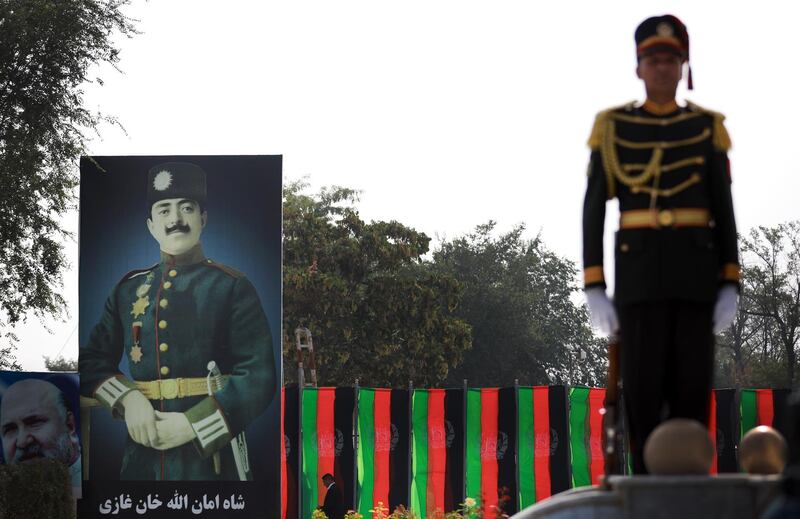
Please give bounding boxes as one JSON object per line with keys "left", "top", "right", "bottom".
{"left": 206, "top": 361, "right": 224, "bottom": 394}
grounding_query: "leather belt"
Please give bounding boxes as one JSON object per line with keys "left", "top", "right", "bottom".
{"left": 135, "top": 375, "right": 230, "bottom": 400}
{"left": 620, "top": 208, "right": 711, "bottom": 229}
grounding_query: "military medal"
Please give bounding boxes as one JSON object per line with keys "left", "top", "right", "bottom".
{"left": 131, "top": 282, "right": 151, "bottom": 318}
{"left": 136, "top": 283, "right": 151, "bottom": 298}
{"left": 131, "top": 295, "right": 149, "bottom": 318}
{"left": 130, "top": 321, "right": 143, "bottom": 363}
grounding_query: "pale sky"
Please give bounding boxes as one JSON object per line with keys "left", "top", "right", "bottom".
{"left": 13, "top": 1, "right": 800, "bottom": 370}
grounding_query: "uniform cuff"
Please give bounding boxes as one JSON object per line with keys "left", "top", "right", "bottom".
{"left": 94, "top": 376, "right": 136, "bottom": 415}
{"left": 186, "top": 397, "right": 232, "bottom": 457}
{"left": 583, "top": 266, "right": 606, "bottom": 289}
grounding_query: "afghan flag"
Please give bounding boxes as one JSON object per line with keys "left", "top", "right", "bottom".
{"left": 410, "top": 388, "right": 465, "bottom": 518}
{"left": 568, "top": 387, "right": 605, "bottom": 488}
{"left": 356, "top": 388, "right": 393, "bottom": 517}
{"left": 465, "top": 388, "right": 517, "bottom": 519}
{"left": 517, "top": 386, "right": 571, "bottom": 509}
{"left": 740, "top": 388, "right": 792, "bottom": 439}
{"left": 708, "top": 389, "right": 738, "bottom": 474}
{"left": 301, "top": 387, "right": 356, "bottom": 519}
{"left": 283, "top": 386, "right": 300, "bottom": 519}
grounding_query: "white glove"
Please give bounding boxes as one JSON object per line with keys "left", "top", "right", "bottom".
{"left": 585, "top": 287, "right": 619, "bottom": 335}
{"left": 713, "top": 284, "right": 739, "bottom": 334}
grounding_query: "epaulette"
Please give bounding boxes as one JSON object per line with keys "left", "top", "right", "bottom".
{"left": 587, "top": 101, "right": 637, "bottom": 149}
{"left": 204, "top": 259, "right": 244, "bottom": 279}
{"left": 686, "top": 100, "right": 732, "bottom": 151}
{"left": 120, "top": 264, "right": 158, "bottom": 282}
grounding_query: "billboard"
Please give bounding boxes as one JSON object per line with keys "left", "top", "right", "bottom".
{"left": 78, "top": 156, "right": 282, "bottom": 518}
{"left": 0, "top": 371, "right": 82, "bottom": 498}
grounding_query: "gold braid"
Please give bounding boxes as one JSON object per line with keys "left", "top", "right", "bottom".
{"left": 602, "top": 118, "right": 663, "bottom": 190}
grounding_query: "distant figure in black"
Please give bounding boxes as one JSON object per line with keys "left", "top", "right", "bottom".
{"left": 320, "top": 473, "right": 344, "bottom": 519}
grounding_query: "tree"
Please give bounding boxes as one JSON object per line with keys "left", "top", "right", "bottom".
{"left": 432, "top": 222, "right": 607, "bottom": 387}
{"left": 0, "top": 1, "right": 135, "bottom": 358}
{"left": 43, "top": 355, "right": 78, "bottom": 372}
{"left": 0, "top": 341, "right": 21, "bottom": 371}
{"left": 283, "top": 180, "right": 472, "bottom": 387}
{"left": 716, "top": 221, "right": 800, "bottom": 388}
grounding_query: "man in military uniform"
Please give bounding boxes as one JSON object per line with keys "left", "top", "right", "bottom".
{"left": 80, "top": 162, "right": 276, "bottom": 480}
{"left": 582, "top": 15, "right": 740, "bottom": 473}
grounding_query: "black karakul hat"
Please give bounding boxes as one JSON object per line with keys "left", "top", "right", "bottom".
{"left": 147, "top": 162, "right": 207, "bottom": 208}
{"left": 635, "top": 15, "right": 689, "bottom": 60}
{"left": 635, "top": 14, "right": 693, "bottom": 89}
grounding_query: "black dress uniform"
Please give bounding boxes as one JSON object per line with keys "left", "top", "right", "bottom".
{"left": 582, "top": 16, "right": 740, "bottom": 473}
{"left": 80, "top": 162, "right": 277, "bottom": 480}
{"left": 321, "top": 481, "right": 344, "bottom": 519}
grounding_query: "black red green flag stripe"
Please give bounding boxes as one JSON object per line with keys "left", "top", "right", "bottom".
{"left": 464, "top": 388, "right": 517, "bottom": 518}
{"left": 516, "top": 386, "right": 570, "bottom": 508}
{"left": 335, "top": 388, "right": 356, "bottom": 509}
{"left": 410, "top": 389, "right": 465, "bottom": 518}
{"left": 300, "top": 387, "right": 356, "bottom": 519}
{"left": 740, "top": 388, "right": 792, "bottom": 438}
{"left": 357, "top": 388, "right": 393, "bottom": 516}
{"left": 568, "top": 387, "right": 605, "bottom": 487}
{"left": 389, "top": 389, "right": 410, "bottom": 510}
{"left": 497, "top": 387, "right": 517, "bottom": 516}
{"left": 708, "top": 389, "right": 738, "bottom": 473}
{"left": 444, "top": 388, "right": 465, "bottom": 510}
{"left": 547, "top": 386, "right": 571, "bottom": 494}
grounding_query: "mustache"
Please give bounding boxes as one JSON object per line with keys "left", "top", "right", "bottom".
{"left": 13, "top": 443, "right": 43, "bottom": 463}
{"left": 165, "top": 223, "right": 191, "bottom": 235}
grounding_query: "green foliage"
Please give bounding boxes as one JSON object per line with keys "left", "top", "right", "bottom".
{"left": 43, "top": 355, "right": 78, "bottom": 371}
{"left": 283, "top": 181, "right": 606, "bottom": 388}
{"left": 0, "top": 342, "right": 21, "bottom": 371}
{"left": 0, "top": 1, "right": 135, "bottom": 354}
{"left": 0, "top": 459, "right": 74, "bottom": 519}
{"left": 283, "top": 180, "right": 472, "bottom": 387}
{"left": 715, "top": 221, "right": 800, "bottom": 388}
{"left": 432, "top": 222, "right": 606, "bottom": 386}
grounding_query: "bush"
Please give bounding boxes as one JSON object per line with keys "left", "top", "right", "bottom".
{"left": 0, "top": 459, "right": 74, "bottom": 519}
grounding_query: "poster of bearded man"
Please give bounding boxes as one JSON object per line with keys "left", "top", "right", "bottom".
{"left": 0, "top": 372, "right": 82, "bottom": 499}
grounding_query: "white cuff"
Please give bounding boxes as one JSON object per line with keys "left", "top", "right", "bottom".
{"left": 94, "top": 376, "right": 135, "bottom": 409}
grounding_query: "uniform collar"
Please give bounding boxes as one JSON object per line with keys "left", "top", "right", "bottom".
{"left": 642, "top": 98, "right": 680, "bottom": 116}
{"left": 160, "top": 243, "right": 206, "bottom": 267}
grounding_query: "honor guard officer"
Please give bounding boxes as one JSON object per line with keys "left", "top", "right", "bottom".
{"left": 80, "top": 162, "right": 276, "bottom": 480}
{"left": 582, "top": 15, "right": 740, "bottom": 473}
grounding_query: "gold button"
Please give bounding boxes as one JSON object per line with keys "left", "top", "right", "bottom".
{"left": 169, "top": 269, "right": 178, "bottom": 278}
{"left": 160, "top": 366, "right": 170, "bottom": 376}
{"left": 620, "top": 243, "right": 630, "bottom": 253}
{"left": 158, "top": 320, "right": 167, "bottom": 330}
{"left": 159, "top": 299, "right": 168, "bottom": 309}
{"left": 163, "top": 281, "right": 172, "bottom": 289}
{"left": 159, "top": 343, "right": 168, "bottom": 352}
{"left": 657, "top": 209, "right": 675, "bottom": 227}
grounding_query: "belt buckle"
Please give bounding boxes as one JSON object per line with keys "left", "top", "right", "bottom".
{"left": 657, "top": 209, "right": 675, "bottom": 227}
{"left": 159, "top": 378, "right": 179, "bottom": 400}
